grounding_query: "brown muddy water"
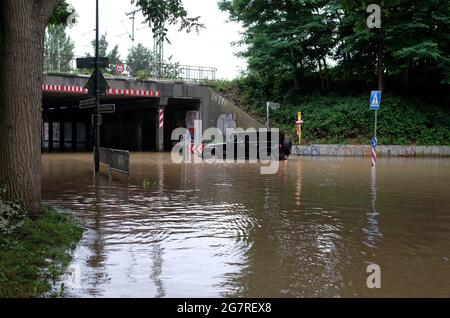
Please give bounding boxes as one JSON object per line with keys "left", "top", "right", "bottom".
{"left": 41, "top": 153, "right": 450, "bottom": 297}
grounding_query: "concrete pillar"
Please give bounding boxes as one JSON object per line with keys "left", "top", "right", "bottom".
{"left": 157, "top": 97, "right": 168, "bottom": 152}
{"left": 72, "top": 121, "right": 77, "bottom": 151}
{"left": 136, "top": 119, "right": 143, "bottom": 151}
{"left": 48, "top": 119, "right": 54, "bottom": 152}
{"left": 59, "top": 121, "right": 65, "bottom": 151}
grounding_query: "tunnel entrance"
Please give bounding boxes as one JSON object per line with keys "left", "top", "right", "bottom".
{"left": 163, "top": 98, "right": 201, "bottom": 151}
{"left": 42, "top": 94, "right": 201, "bottom": 152}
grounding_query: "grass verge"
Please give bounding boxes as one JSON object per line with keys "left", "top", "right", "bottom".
{"left": 0, "top": 206, "right": 83, "bottom": 297}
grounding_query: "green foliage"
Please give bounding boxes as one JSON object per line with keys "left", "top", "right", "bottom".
{"left": 132, "top": 0, "right": 204, "bottom": 43}
{"left": 219, "top": 0, "right": 450, "bottom": 94}
{"left": 44, "top": 24, "right": 75, "bottom": 73}
{"left": 126, "top": 43, "right": 181, "bottom": 79}
{"left": 216, "top": 1, "right": 450, "bottom": 145}
{"left": 0, "top": 205, "right": 83, "bottom": 297}
{"left": 85, "top": 34, "right": 123, "bottom": 76}
{"left": 0, "top": 186, "right": 25, "bottom": 235}
{"left": 211, "top": 79, "right": 450, "bottom": 146}
{"left": 48, "top": 1, "right": 75, "bottom": 27}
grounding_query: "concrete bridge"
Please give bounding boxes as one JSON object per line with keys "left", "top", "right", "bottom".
{"left": 42, "top": 74, "right": 263, "bottom": 152}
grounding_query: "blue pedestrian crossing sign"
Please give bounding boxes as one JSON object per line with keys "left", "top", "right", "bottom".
{"left": 370, "top": 91, "right": 382, "bottom": 110}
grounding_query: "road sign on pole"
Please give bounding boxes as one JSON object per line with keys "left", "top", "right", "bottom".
{"left": 76, "top": 57, "right": 109, "bottom": 69}
{"left": 370, "top": 91, "right": 381, "bottom": 110}
{"left": 267, "top": 102, "right": 280, "bottom": 110}
{"left": 116, "top": 63, "right": 125, "bottom": 74}
{"left": 266, "top": 101, "right": 280, "bottom": 128}
{"left": 370, "top": 91, "right": 381, "bottom": 167}
{"left": 98, "top": 104, "right": 115, "bottom": 114}
{"left": 85, "top": 70, "right": 110, "bottom": 97}
{"left": 79, "top": 98, "right": 96, "bottom": 109}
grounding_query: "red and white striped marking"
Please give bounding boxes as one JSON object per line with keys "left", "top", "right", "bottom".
{"left": 159, "top": 109, "right": 165, "bottom": 129}
{"left": 42, "top": 84, "right": 160, "bottom": 97}
{"left": 371, "top": 148, "right": 377, "bottom": 167}
{"left": 189, "top": 144, "right": 205, "bottom": 154}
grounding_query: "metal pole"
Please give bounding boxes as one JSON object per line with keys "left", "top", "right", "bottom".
{"left": 266, "top": 103, "right": 269, "bottom": 128}
{"left": 131, "top": 13, "right": 135, "bottom": 42}
{"left": 374, "top": 110, "right": 378, "bottom": 139}
{"left": 94, "top": 0, "right": 100, "bottom": 173}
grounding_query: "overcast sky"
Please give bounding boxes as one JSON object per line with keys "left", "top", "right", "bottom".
{"left": 66, "top": 0, "right": 247, "bottom": 79}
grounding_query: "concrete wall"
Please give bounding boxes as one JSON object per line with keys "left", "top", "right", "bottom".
{"left": 292, "top": 145, "right": 450, "bottom": 158}
{"left": 207, "top": 89, "right": 264, "bottom": 131}
{"left": 44, "top": 75, "right": 264, "bottom": 133}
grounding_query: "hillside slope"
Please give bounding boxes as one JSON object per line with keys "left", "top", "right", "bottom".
{"left": 211, "top": 80, "right": 450, "bottom": 146}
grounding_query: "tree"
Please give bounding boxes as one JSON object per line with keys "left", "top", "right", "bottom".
{"left": 219, "top": 0, "right": 338, "bottom": 91}
{"left": 0, "top": 0, "right": 72, "bottom": 214}
{"left": 86, "top": 34, "right": 123, "bottom": 75}
{"left": 126, "top": 43, "right": 155, "bottom": 77}
{"left": 0, "top": 0, "right": 201, "bottom": 215}
{"left": 220, "top": 0, "right": 450, "bottom": 95}
{"left": 87, "top": 34, "right": 108, "bottom": 57}
{"left": 133, "top": 0, "right": 204, "bottom": 42}
{"left": 338, "top": 0, "right": 450, "bottom": 92}
{"left": 44, "top": 24, "right": 75, "bottom": 73}
{"left": 126, "top": 43, "right": 181, "bottom": 79}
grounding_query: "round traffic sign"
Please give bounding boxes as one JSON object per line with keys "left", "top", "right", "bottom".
{"left": 116, "top": 63, "right": 125, "bottom": 74}
{"left": 371, "top": 137, "right": 378, "bottom": 148}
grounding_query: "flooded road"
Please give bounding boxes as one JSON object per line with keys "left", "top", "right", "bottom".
{"left": 41, "top": 153, "right": 450, "bottom": 297}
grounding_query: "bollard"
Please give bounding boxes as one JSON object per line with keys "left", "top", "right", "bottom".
{"left": 371, "top": 138, "right": 378, "bottom": 167}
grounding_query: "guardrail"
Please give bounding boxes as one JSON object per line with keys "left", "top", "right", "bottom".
{"left": 44, "top": 56, "right": 217, "bottom": 83}
{"left": 98, "top": 147, "right": 130, "bottom": 180}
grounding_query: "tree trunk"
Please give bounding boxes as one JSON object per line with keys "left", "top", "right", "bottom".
{"left": 378, "top": 38, "right": 384, "bottom": 92}
{"left": 322, "top": 58, "right": 330, "bottom": 91}
{"left": 318, "top": 59, "right": 325, "bottom": 90}
{"left": 289, "top": 48, "right": 301, "bottom": 90}
{"left": 401, "top": 59, "right": 411, "bottom": 93}
{"left": 0, "top": 0, "right": 61, "bottom": 215}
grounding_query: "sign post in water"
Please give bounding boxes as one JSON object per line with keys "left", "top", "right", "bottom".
{"left": 370, "top": 91, "right": 381, "bottom": 167}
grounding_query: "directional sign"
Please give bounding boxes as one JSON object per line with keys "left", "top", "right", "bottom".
{"left": 85, "top": 70, "right": 110, "bottom": 96}
{"left": 98, "top": 104, "right": 115, "bottom": 114}
{"left": 76, "top": 57, "right": 109, "bottom": 69}
{"left": 370, "top": 91, "right": 382, "bottom": 110}
{"left": 267, "top": 102, "right": 281, "bottom": 110}
{"left": 79, "top": 98, "right": 96, "bottom": 109}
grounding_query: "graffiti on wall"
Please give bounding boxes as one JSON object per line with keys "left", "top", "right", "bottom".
{"left": 292, "top": 145, "right": 371, "bottom": 157}
{"left": 217, "top": 113, "right": 237, "bottom": 136}
{"left": 291, "top": 145, "right": 450, "bottom": 158}
{"left": 212, "top": 93, "right": 230, "bottom": 108}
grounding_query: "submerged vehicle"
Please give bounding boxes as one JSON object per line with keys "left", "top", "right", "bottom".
{"left": 203, "top": 131, "right": 291, "bottom": 161}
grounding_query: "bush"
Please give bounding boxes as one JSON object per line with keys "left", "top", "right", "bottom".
{"left": 210, "top": 79, "right": 450, "bottom": 146}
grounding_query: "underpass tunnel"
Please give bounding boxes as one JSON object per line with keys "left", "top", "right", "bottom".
{"left": 42, "top": 94, "right": 201, "bottom": 153}
{"left": 42, "top": 94, "right": 160, "bottom": 152}
{"left": 163, "top": 98, "right": 202, "bottom": 151}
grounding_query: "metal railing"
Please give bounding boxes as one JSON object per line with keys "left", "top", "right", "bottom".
{"left": 98, "top": 147, "right": 130, "bottom": 180}
{"left": 44, "top": 56, "right": 217, "bottom": 83}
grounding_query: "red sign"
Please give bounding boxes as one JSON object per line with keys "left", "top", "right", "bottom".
{"left": 116, "top": 63, "right": 125, "bottom": 74}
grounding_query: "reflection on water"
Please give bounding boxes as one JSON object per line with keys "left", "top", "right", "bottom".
{"left": 41, "top": 153, "right": 450, "bottom": 297}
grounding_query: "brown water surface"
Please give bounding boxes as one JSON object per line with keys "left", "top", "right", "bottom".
{"left": 41, "top": 153, "right": 450, "bottom": 297}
